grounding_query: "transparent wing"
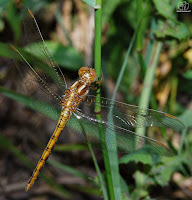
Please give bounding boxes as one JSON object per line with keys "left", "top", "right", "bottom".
{"left": 9, "top": 8, "right": 66, "bottom": 118}
{"left": 68, "top": 111, "right": 174, "bottom": 157}
{"left": 78, "top": 95, "right": 185, "bottom": 132}
{"left": 67, "top": 95, "right": 185, "bottom": 156}
{"left": 22, "top": 8, "right": 67, "bottom": 95}
{"left": 10, "top": 45, "right": 62, "bottom": 119}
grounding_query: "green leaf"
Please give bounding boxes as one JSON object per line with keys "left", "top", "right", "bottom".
{"left": 0, "top": 42, "right": 13, "bottom": 58}
{"left": 131, "top": 171, "right": 152, "bottom": 199}
{"left": 153, "top": 0, "right": 175, "bottom": 20}
{"left": 82, "top": 0, "right": 101, "bottom": 8}
{"left": 153, "top": 19, "right": 189, "bottom": 40}
{"left": 183, "top": 70, "right": 192, "bottom": 80}
{"left": 0, "top": 0, "right": 10, "bottom": 32}
{"left": 119, "top": 152, "right": 153, "bottom": 165}
{"left": 178, "top": 105, "right": 192, "bottom": 128}
{"left": 182, "top": 157, "right": 192, "bottom": 174}
{"left": 48, "top": 159, "right": 89, "bottom": 180}
{"left": 102, "top": 0, "right": 121, "bottom": 25}
{"left": 0, "top": 86, "right": 33, "bottom": 108}
{"left": 0, "top": 86, "right": 60, "bottom": 120}
{"left": 6, "top": 1, "right": 21, "bottom": 43}
{"left": 152, "top": 156, "right": 184, "bottom": 186}
{"left": 54, "top": 144, "right": 88, "bottom": 152}
{"left": 0, "top": 0, "right": 11, "bottom": 8}
{"left": 0, "top": 18, "right": 4, "bottom": 32}
{"left": 120, "top": 175, "right": 130, "bottom": 198}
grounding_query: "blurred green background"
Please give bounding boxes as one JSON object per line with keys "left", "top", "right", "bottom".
{"left": 0, "top": 0, "right": 192, "bottom": 199}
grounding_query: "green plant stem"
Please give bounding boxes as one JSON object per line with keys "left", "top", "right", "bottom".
{"left": 112, "top": 31, "right": 137, "bottom": 102}
{"left": 94, "top": 4, "right": 102, "bottom": 86}
{"left": 170, "top": 74, "right": 178, "bottom": 113}
{"left": 87, "top": 139, "right": 109, "bottom": 200}
{"left": 136, "top": 0, "right": 150, "bottom": 52}
{"left": 136, "top": 41, "right": 163, "bottom": 136}
{"left": 136, "top": 0, "right": 143, "bottom": 51}
{"left": 178, "top": 129, "right": 187, "bottom": 155}
{"left": 94, "top": 1, "right": 113, "bottom": 199}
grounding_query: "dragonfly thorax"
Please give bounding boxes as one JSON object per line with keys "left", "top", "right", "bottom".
{"left": 60, "top": 74, "right": 92, "bottom": 111}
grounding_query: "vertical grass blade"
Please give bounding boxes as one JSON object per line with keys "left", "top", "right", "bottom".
{"left": 136, "top": 42, "right": 163, "bottom": 136}
{"left": 94, "top": 0, "right": 116, "bottom": 199}
{"left": 105, "top": 25, "right": 137, "bottom": 200}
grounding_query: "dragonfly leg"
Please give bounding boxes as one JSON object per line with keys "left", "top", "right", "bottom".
{"left": 90, "top": 75, "right": 102, "bottom": 90}
{"left": 85, "top": 95, "right": 96, "bottom": 106}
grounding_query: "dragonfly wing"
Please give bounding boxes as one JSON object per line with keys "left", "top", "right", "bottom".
{"left": 79, "top": 95, "right": 185, "bottom": 132}
{"left": 22, "top": 8, "right": 67, "bottom": 95}
{"left": 69, "top": 111, "right": 174, "bottom": 157}
{"left": 10, "top": 45, "right": 61, "bottom": 120}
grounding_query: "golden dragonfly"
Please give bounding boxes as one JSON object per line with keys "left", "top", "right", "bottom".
{"left": 10, "top": 8, "right": 185, "bottom": 191}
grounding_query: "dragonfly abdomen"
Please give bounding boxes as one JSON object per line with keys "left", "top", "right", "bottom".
{"left": 25, "top": 109, "right": 71, "bottom": 191}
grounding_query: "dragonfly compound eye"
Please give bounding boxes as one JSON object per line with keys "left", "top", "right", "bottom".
{"left": 78, "top": 66, "right": 97, "bottom": 83}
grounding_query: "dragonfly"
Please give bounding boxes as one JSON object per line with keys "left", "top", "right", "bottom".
{"left": 10, "top": 8, "right": 185, "bottom": 191}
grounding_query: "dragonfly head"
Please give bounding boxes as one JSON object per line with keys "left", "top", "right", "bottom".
{"left": 78, "top": 66, "right": 97, "bottom": 83}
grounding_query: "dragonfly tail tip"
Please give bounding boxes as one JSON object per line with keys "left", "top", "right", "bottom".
{"left": 25, "top": 183, "right": 32, "bottom": 192}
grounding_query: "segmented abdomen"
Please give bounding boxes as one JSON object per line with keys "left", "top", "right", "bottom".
{"left": 25, "top": 109, "right": 71, "bottom": 191}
